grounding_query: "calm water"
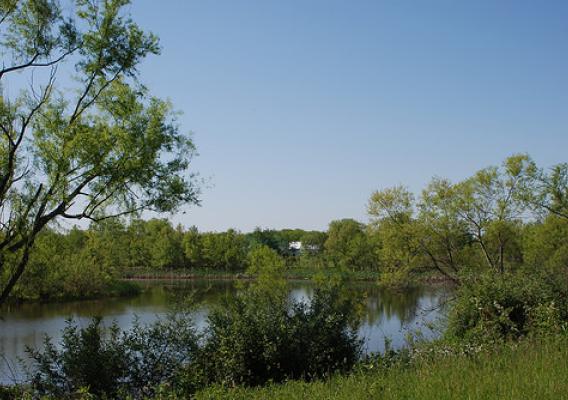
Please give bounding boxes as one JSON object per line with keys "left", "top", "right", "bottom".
{"left": 0, "top": 280, "right": 450, "bottom": 384}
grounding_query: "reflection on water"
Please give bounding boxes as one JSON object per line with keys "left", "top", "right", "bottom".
{"left": 0, "top": 280, "right": 450, "bottom": 384}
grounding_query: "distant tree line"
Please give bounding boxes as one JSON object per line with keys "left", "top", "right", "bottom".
{"left": 8, "top": 220, "right": 329, "bottom": 300}
{"left": 7, "top": 154, "right": 568, "bottom": 301}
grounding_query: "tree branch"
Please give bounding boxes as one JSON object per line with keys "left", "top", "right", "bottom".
{"left": 0, "top": 47, "right": 79, "bottom": 81}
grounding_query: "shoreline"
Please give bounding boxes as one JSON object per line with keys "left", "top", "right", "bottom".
{"left": 2, "top": 272, "right": 454, "bottom": 307}
{"left": 122, "top": 270, "right": 455, "bottom": 286}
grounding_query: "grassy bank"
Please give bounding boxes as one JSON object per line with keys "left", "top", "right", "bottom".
{"left": 122, "top": 267, "right": 249, "bottom": 281}
{"left": 195, "top": 337, "right": 568, "bottom": 400}
{"left": 122, "top": 267, "right": 452, "bottom": 288}
{"left": 123, "top": 267, "right": 390, "bottom": 282}
{"left": 122, "top": 267, "right": 379, "bottom": 281}
{"left": 5, "top": 280, "right": 141, "bottom": 305}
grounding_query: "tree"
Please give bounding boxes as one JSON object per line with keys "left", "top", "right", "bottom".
{"left": 368, "top": 186, "right": 421, "bottom": 283}
{"left": 512, "top": 154, "right": 568, "bottom": 221}
{"left": 126, "top": 218, "right": 152, "bottom": 269}
{"left": 246, "top": 245, "right": 286, "bottom": 290}
{"left": 368, "top": 158, "right": 530, "bottom": 284}
{"left": 13, "top": 225, "right": 118, "bottom": 301}
{"left": 0, "top": 0, "right": 199, "bottom": 304}
{"left": 523, "top": 215, "right": 568, "bottom": 273}
{"left": 183, "top": 225, "right": 204, "bottom": 268}
{"left": 143, "top": 218, "right": 184, "bottom": 269}
{"left": 324, "top": 219, "right": 376, "bottom": 271}
{"left": 300, "top": 230, "right": 327, "bottom": 255}
{"left": 84, "top": 218, "right": 130, "bottom": 275}
{"left": 451, "top": 156, "right": 528, "bottom": 274}
{"left": 368, "top": 183, "right": 470, "bottom": 284}
{"left": 201, "top": 229, "right": 247, "bottom": 271}
{"left": 415, "top": 178, "right": 473, "bottom": 282}
{"left": 536, "top": 162, "right": 568, "bottom": 220}
{"left": 247, "top": 228, "right": 285, "bottom": 254}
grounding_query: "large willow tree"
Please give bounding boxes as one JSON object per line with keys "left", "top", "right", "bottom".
{"left": 0, "top": 0, "right": 199, "bottom": 304}
{"left": 368, "top": 154, "right": 567, "bottom": 284}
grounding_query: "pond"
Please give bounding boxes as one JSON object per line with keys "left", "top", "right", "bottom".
{"left": 0, "top": 279, "right": 451, "bottom": 385}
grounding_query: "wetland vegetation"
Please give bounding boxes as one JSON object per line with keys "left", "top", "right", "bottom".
{"left": 0, "top": 1, "right": 566, "bottom": 399}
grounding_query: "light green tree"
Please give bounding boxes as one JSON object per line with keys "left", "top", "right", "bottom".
{"left": 324, "top": 219, "right": 376, "bottom": 272}
{"left": 523, "top": 215, "right": 568, "bottom": 272}
{"left": 510, "top": 154, "right": 568, "bottom": 221}
{"left": 537, "top": 163, "right": 568, "bottom": 220}
{"left": 84, "top": 219, "right": 130, "bottom": 274}
{"left": 201, "top": 229, "right": 247, "bottom": 271}
{"left": 246, "top": 245, "right": 286, "bottom": 292}
{"left": 415, "top": 178, "right": 471, "bottom": 282}
{"left": 143, "top": 219, "right": 184, "bottom": 269}
{"left": 368, "top": 186, "right": 421, "bottom": 283}
{"left": 451, "top": 156, "right": 529, "bottom": 274}
{"left": 368, "top": 157, "right": 530, "bottom": 283}
{"left": 182, "top": 225, "right": 204, "bottom": 268}
{"left": 0, "top": 0, "right": 199, "bottom": 303}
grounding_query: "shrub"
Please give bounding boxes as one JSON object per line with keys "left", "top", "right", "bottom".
{"left": 0, "top": 385, "right": 29, "bottom": 400}
{"left": 196, "top": 282, "right": 363, "bottom": 387}
{"left": 27, "top": 314, "right": 199, "bottom": 399}
{"left": 446, "top": 271, "right": 568, "bottom": 342}
{"left": 27, "top": 317, "right": 127, "bottom": 398}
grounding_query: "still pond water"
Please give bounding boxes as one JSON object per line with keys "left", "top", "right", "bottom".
{"left": 0, "top": 280, "right": 450, "bottom": 384}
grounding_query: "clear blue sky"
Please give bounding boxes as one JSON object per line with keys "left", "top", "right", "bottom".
{"left": 129, "top": 0, "right": 568, "bottom": 232}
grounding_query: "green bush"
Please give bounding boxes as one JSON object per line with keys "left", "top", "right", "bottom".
{"left": 28, "top": 317, "right": 127, "bottom": 398}
{"left": 27, "top": 314, "right": 199, "bottom": 399}
{"left": 0, "top": 385, "right": 28, "bottom": 400}
{"left": 446, "top": 271, "right": 568, "bottom": 342}
{"left": 194, "top": 283, "right": 363, "bottom": 388}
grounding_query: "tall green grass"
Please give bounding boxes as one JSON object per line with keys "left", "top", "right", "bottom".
{"left": 195, "top": 337, "right": 568, "bottom": 400}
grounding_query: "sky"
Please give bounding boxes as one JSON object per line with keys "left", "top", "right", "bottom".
{"left": 126, "top": 0, "right": 568, "bottom": 232}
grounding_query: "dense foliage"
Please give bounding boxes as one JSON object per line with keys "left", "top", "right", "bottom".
{"left": 7, "top": 221, "right": 332, "bottom": 301}
{"left": 447, "top": 270, "right": 568, "bottom": 342}
{"left": 22, "top": 278, "right": 363, "bottom": 399}
{"left": 199, "top": 284, "right": 362, "bottom": 387}
{"left": 367, "top": 155, "right": 568, "bottom": 285}
{"left": 28, "top": 314, "right": 198, "bottom": 399}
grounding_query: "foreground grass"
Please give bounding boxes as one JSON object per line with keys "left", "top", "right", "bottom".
{"left": 195, "top": 338, "right": 568, "bottom": 400}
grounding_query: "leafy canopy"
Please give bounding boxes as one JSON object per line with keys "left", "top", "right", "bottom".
{"left": 0, "top": 0, "right": 199, "bottom": 303}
